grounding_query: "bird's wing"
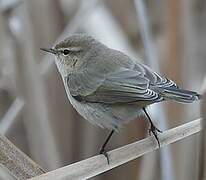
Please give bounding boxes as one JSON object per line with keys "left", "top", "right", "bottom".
{"left": 135, "top": 63, "right": 177, "bottom": 88}
{"left": 67, "top": 68, "right": 163, "bottom": 104}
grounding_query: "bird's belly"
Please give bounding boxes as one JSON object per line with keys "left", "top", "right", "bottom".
{"left": 65, "top": 86, "right": 141, "bottom": 130}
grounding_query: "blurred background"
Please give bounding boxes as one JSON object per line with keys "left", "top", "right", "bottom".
{"left": 0, "top": 0, "right": 205, "bottom": 179}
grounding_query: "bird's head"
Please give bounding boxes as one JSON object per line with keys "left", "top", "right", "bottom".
{"left": 41, "top": 34, "right": 98, "bottom": 75}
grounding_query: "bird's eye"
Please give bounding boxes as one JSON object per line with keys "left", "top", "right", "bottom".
{"left": 63, "top": 49, "right": 70, "bottom": 56}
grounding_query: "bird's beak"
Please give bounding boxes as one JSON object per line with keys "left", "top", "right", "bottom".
{"left": 40, "top": 48, "right": 57, "bottom": 55}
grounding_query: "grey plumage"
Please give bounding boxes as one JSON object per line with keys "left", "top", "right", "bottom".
{"left": 42, "top": 34, "right": 201, "bottom": 130}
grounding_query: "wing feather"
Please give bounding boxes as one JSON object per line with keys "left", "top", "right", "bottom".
{"left": 135, "top": 63, "right": 177, "bottom": 88}
{"left": 67, "top": 68, "right": 163, "bottom": 104}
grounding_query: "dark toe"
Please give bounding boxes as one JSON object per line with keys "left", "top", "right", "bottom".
{"left": 148, "top": 125, "right": 162, "bottom": 148}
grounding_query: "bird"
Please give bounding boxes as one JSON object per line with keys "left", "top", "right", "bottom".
{"left": 41, "top": 34, "right": 201, "bottom": 163}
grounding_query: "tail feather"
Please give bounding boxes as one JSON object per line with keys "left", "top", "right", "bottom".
{"left": 157, "top": 86, "right": 201, "bottom": 103}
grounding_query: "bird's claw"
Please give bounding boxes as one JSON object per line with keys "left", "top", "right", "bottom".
{"left": 148, "top": 123, "right": 162, "bottom": 148}
{"left": 99, "top": 148, "right": 110, "bottom": 164}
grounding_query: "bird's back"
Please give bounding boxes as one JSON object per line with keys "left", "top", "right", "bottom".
{"left": 85, "top": 46, "right": 201, "bottom": 104}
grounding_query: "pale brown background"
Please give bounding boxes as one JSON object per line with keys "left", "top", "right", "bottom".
{"left": 0, "top": 0, "right": 205, "bottom": 179}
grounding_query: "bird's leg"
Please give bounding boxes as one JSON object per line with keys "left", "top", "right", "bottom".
{"left": 143, "top": 108, "right": 162, "bottom": 147}
{"left": 99, "top": 130, "right": 114, "bottom": 164}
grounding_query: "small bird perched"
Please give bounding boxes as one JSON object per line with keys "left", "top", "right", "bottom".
{"left": 41, "top": 34, "right": 201, "bottom": 163}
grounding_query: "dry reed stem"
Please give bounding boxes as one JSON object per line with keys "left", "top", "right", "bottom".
{"left": 30, "top": 118, "right": 201, "bottom": 180}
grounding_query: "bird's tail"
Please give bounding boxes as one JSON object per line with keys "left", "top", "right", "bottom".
{"left": 158, "top": 86, "right": 202, "bottom": 103}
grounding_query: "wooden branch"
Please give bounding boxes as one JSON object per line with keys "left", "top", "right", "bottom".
{"left": 0, "top": 134, "right": 45, "bottom": 179}
{"left": 30, "top": 118, "right": 201, "bottom": 180}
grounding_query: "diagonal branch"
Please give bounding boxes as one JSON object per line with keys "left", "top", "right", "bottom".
{"left": 0, "top": 135, "right": 45, "bottom": 179}
{"left": 30, "top": 118, "right": 201, "bottom": 180}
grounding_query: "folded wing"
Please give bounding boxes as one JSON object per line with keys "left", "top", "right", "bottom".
{"left": 67, "top": 68, "right": 163, "bottom": 104}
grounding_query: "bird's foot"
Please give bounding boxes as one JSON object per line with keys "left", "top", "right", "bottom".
{"left": 99, "top": 148, "right": 110, "bottom": 165}
{"left": 148, "top": 123, "right": 162, "bottom": 148}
